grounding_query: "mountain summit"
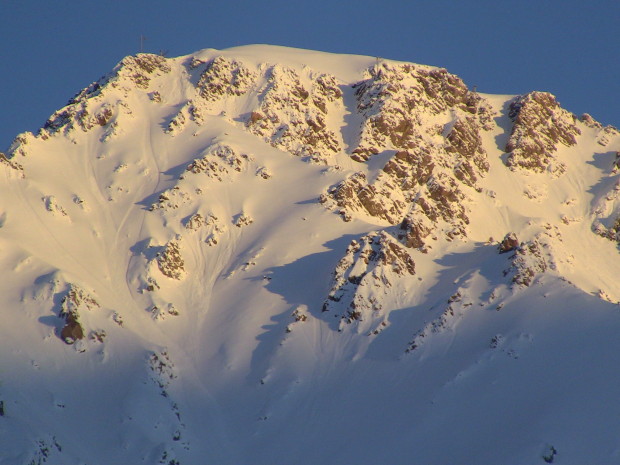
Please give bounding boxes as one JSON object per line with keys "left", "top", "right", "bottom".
{"left": 1, "top": 45, "right": 620, "bottom": 464}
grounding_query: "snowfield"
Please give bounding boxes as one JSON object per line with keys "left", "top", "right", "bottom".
{"left": 1, "top": 44, "right": 620, "bottom": 465}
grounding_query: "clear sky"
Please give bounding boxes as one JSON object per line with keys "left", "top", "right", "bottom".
{"left": 1, "top": 0, "right": 618, "bottom": 150}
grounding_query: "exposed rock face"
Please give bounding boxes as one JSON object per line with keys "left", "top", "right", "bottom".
{"left": 115, "top": 54, "right": 172, "bottom": 89}
{"left": 60, "top": 315, "right": 84, "bottom": 344}
{"left": 322, "top": 231, "right": 415, "bottom": 324}
{"left": 502, "top": 232, "right": 560, "bottom": 288}
{"left": 445, "top": 116, "right": 490, "bottom": 187}
{"left": 498, "top": 232, "right": 519, "bottom": 254}
{"left": 196, "top": 56, "right": 257, "bottom": 101}
{"left": 320, "top": 64, "right": 492, "bottom": 247}
{"left": 162, "top": 56, "right": 346, "bottom": 162}
{"left": 148, "top": 349, "right": 177, "bottom": 392}
{"left": 351, "top": 62, "right": 493, "bottom": 162}
{"left": 40, "top": 54, "right": 170, "bottom": 138}
{"left": 58, "top": 285, "right": 99, "bottom": 344}
{"left": 322, "top": 143, "right": 473, "bottom": 246}
{"left": 152, "top": 143, "right": 253, "bottom": 211}
{"left": 244, "top": 65, "right": 343, "bottom": 162}
{"left": 0, "top": 152, "right": 23, "bottom": 172}
{"left": 156, "top": 241, "right": 185, "bottom": 280}
{"left": 185, "top": 144, "right": 252, "bottom": 179}
{"left": 594, "top": 216, "right": 620, "bottom": 242}
{"left": 505, "top": 92, "right": 580, "bottom": 175}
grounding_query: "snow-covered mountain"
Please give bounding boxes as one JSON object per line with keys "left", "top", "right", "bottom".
{"left": 2, "top": 44, "right": 620, "bottom": 465}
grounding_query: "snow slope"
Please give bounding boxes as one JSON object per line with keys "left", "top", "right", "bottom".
{"left": 1, "top": 44, "right": 620, "bottom": 464}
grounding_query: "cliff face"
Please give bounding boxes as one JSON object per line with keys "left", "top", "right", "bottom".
{"left": 2, "top": 45, "right": 620, "bottom": 465}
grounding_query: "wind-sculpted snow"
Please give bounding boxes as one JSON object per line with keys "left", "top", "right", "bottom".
{"left": 3, "top": 45, "right": 620, "bottom": 465}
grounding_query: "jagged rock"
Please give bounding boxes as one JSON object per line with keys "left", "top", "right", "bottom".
{"left": 445, "top": 116, "right": 489, "bottom": 187}
{"left": 245, "top": 65, "right": 342, "bottom": 161}
{"left": 406, "top": 287, "right": 475, "bottom": 352}
{"left": 60, "top": 314, "right": 84, "bottom": 344}
{"left": 60, "top": 284, "right": 100, "bottom": 315}
{"left": 323, "top": 144, "right": 471, "bottom": 243}
{"left": 594, "top": 215, "right": 620, "bottom": 242}
{"left": 6, "top": 132, "right": 35, "bottom": 157}
{"left": 580, "top": 113, "right": 602, "bottom": 129}
{"left": 149, "top": 91, "right": 162, "bottom": 102}
{"left": 148, "top": 349, "right": 177, "bottom": 393}
{"left": 322, "top": 72, "right": 486, "bottom": 244}
{"left": 115, "top": 53, "right": 172, "bottom": 89}
{"left": 596, "top": 125, "right": 620, "bottom": 147}
{"left": 184, "top": 213, "right": 206, "bottom": 231}
{"left": 39, "top": 54, "right": 168, "bottom": 138}
{"left": 156, "top": 241, "right": 185, "bottom": 280}
{"left": 352, "top": 62, "right": 493, "bottom": 162}
{"left": 322, "top": 231, "right": 415, "bottom": 323}
{"left": 234, "top": 213, "right": 253, "bottom": 228}
{"left": 505, "top": 239, "right": 549, "bottom": 287}
{"left": 197, "top": 56, "right": 257, "bottom": 101}
{"left": 505, "top": 92, "right": 580, "bottom": 175}
{"left": 185, "top": 144, "right": 252, "bottom": 179}
{"left": 58, "top": 285, "right": 98, "bottom": 344}
{"left": 0, "top": 152, "right": 23, "bottom": 172}
{"left": 498, "top": 232, "right": 519, "bottom": 254}
{"left": 399, "top": 214, "right": 432, "bottom": 249}
{"left": 89, "top": 330, "right": 107, "bottom": 343}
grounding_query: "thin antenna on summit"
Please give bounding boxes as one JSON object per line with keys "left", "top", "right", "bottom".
{"left": 140, "top": 34, "right": 147, "bottom": 53}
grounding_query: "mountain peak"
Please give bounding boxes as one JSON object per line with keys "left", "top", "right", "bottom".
{"left": 2, "top": 45, "right": 620, "bottom": 464}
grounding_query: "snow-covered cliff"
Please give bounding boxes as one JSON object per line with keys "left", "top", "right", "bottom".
{"left": 1, "top": 44, "right": 620, "bottom": 465}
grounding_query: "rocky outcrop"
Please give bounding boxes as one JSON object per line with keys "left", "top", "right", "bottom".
{"left": 196, "top": 56, "right": 257, "bottom": 102}
{"left": 322, "top": 231, "right": 415, "bottom": 324}
{"left": 185, "top": 144, "right": 252, "bottom": 179}
{"left": 445, "top": 116, "right": 489, "bottom": 187}
{"left": 244, "top": 65, "right": 343, "bottom": 162}
{"left": 156, "top": 241, "right": 185, "bottom": 280}
{"left": 594, "top": 215, "right": 620, "bottom": 243}
{"left": 39, "top": 54, "right": 170, "bottom": 138}
{"left": 503, "top": 236, "right": 556, "bottom": 287}
{"left": 498, "top": 232, "right": 519, "bottom": 254}
{"left": 59, "top": 285, "right": 99, "bottom": 344}
{"left": 322, "top": 144, "right": 473, "bottom": 247}
{"left": 351, "top": 62, "right": 494, "bottom": 162}
{"left": 188, "top": 56, "right": 344, "bottom": 163}
{"left": 184, "top": 213, "right": 224, "bottom": 246}
{"left": 321, "top": 64, "right": 492, "bottom": 247}
{"left": 505, "top": 92, "right": 580, "bottom": 175}
{"left": 151, "top": 144, "right": 253, "bottom": 211}
{"left": 0, "top": 151, "right": 23, "bottom": 172}
{"left": 114, "top": 53, "right": 172, "bottom": 89}
{"left": 406, "top": 288, "right": 474, "bottom": 352}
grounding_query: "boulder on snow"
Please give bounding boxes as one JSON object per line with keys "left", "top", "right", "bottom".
{"left": 60, "top": 314, "right": 84, "bottom": 344}
{"left": 498, "top": 232, "right": 519, "bottom": 254}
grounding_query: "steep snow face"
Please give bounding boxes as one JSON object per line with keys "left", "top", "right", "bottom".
{"left": 1, "top": 44, "right": 620, "bottom": 465}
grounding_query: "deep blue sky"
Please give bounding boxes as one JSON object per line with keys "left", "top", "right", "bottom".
{"left": 2, "top": 1, "right": 618, "bottom": 150}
